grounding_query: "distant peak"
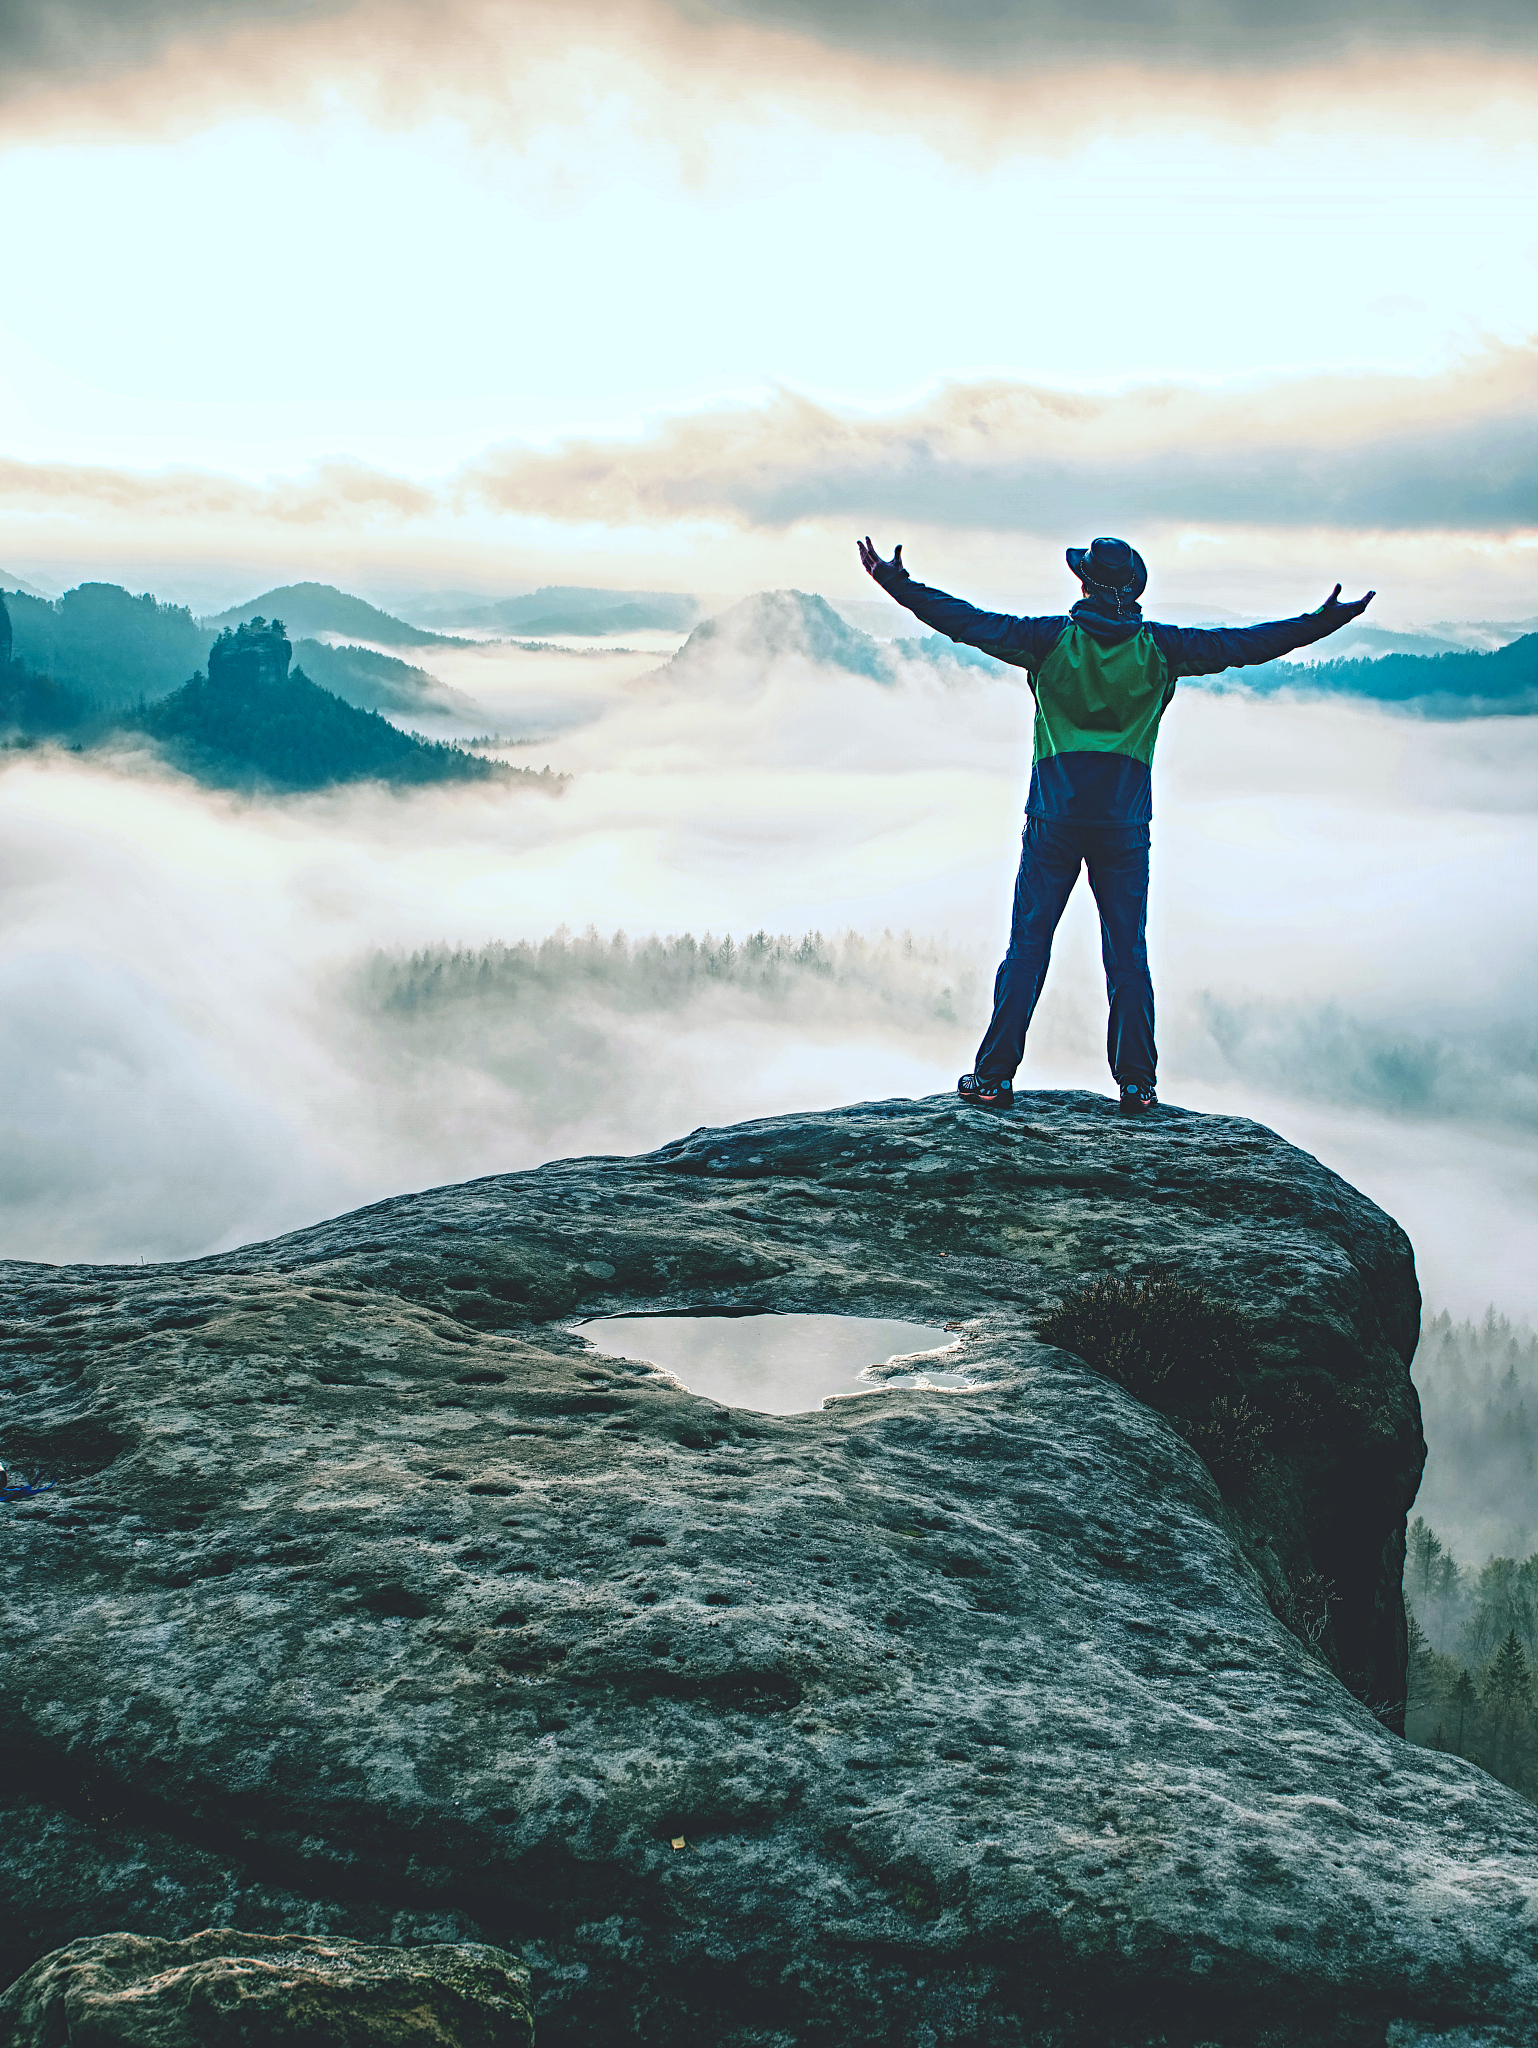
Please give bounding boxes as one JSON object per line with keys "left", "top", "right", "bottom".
{"left": 668, "top": 588, "right": 893, "bottom": 682}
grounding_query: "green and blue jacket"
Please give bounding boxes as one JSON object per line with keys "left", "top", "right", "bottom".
{"left": 874, "top": 567, "right": 1360, "bottom": 824}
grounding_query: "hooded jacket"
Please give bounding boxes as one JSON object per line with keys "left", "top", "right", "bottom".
{"left": 870, "top": 563, "right": 1360, "bottom": 824}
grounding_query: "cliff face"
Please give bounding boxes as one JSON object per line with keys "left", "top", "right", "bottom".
{"left": 1, "top": 1093, "right": 1533, "bottom": 2046}
{"left": 205, "top": 615, "right": 292, "bottom": 691}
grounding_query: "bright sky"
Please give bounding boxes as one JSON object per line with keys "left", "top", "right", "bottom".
{"left": 1, "top": 1, "right": 1535, "bottom": 611}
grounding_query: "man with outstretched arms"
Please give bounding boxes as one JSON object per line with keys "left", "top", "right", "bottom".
{"left": 857, "top": 534, "right": 1374, "bottom": 1114}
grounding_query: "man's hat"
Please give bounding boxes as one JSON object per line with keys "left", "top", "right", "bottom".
{"left": 1067, "top": 536, "right": 1147, "bottom": 601}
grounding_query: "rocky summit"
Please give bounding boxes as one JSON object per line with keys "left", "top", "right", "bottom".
{"left": 0, "top": 1091, "right": 1534, "bottom": 2047}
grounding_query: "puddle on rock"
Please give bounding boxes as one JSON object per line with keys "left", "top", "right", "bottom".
{"left": 577, "top": 1312, "right": 970, "bottom": 1415}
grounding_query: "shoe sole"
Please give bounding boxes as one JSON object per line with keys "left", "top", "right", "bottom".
{"left": 959, "top": 1091, "right": 1013, "bottom": 1109}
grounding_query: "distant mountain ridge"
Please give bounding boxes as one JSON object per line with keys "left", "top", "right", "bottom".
{"left": 202, "top": 583, "right": 457, "bottom": 648}
{"left": 6, "top": 573, "right": 1535, "bottom": 728}
{"left": 1227, "top": 632, "right": 1538, "bottom": 714}
{"left": 414, "top": 586, "right": 701, "bottom": 636}
{"left": 0, "top": 569, "right": 56, "bottom": 600}
{"left": 661, "top": 594, "right": 1538, "bottom": 714}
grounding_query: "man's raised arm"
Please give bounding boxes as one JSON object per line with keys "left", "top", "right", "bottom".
{"left": 857, "top": 537, "right": 1065, "bottom": 670}
{"left": 1152, "top": 584, "right": 1376, "bottom": 679}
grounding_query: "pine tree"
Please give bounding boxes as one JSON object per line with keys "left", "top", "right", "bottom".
{"left": 1448, "top": 1669, "right": 1478, "bottom": 1752}
{"left": 1483, "top": 1629, "right": 1533, "bottom": 1778}
{"left": 1408, "top": 1516, "right": 1443, "bottom": 1600}
{"left": 1406, "top": 1607, "right": 1427, "bottom": 1661}
{"left": 1485, "top": 1629, "right": 1532, "bottom": 1711}
{"left": 1433, "top": 1550, "right": 1462, "bottom": 1642}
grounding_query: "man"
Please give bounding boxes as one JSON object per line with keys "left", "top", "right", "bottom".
{"left": 857, "top": 534, "right": 1373, "bottom": 1113}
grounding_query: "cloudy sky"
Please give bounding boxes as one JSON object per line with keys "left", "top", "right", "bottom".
{"left": 2, "top": 0, "right": 1534, "bottom": 615}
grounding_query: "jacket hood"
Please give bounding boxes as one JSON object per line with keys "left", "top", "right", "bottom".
{"left": 1068, "top": 594, "right": 1146, "bottom": 645}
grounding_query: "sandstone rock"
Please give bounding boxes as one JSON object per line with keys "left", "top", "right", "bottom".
{"left": 0, "top": 1091, "right": 1534, "bottom": 2046}
{"left": 0, "top": 1928, "right": 533, "bottom": 2045}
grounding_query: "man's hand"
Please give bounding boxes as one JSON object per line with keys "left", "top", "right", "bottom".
{"left": 858, "top": 536, "right": 906, "bottom": 585}
{"left": 1316, "top": 582, "right": 1375, "bottom": 620}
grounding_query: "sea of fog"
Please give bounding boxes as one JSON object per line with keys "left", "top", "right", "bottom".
{"left": 1, "top": 624, "right": 1533, "bottom": 1355}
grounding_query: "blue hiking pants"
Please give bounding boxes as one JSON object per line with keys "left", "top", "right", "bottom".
{"left": 973, "top": 818, "right": 1156, "bottom": 1087}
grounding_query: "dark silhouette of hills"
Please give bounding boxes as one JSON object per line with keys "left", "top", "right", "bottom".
{"left": 3, "top": 583, "right": 209, "bottom": 710}
{"left": 137, "top": 619, "right": 555, "bottom": 793}
{"left": 202, "top": 583, "right": 457, "bottom": 648}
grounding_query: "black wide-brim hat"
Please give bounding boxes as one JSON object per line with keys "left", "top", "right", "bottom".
{"left": 1067, "top": 536, "right": 1147, "bottom": 601}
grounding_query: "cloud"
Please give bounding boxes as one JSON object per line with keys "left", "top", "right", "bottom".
{"left": 4, "top": 352, "right": 1532, "bottom": 608}
{"left": 0, "top": 630, "right": 1531, "bottom": 1312}
{"left": 1185, "top": 992, "right": 1536, "bottom": 1130}
{"left": 6, "top": 0, "right": 1533, "bottom": 89}
{"left": 461, "top": 346, "right": 1538, "bottom": 535}
{"left": 693, "top": 0, "right": 1538, "bottom": 65}
{"left": 0, "top": 455, "right": 436, "bottom": 527}
{"left": 3, "top": 0, "right": 1531, "bottom": 146}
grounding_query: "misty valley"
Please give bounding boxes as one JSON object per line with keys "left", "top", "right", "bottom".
{"left": 1, "top": 570, "right": 1534, "bottom": 1818}
{"left": 3, "top": 576, "right": 1536, "bottom": 796}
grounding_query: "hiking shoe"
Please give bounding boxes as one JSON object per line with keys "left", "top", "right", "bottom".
{"left": 958, "top": 1072, "right": 1013, "bottom": 1108}
{"left": 1119, "top": 1081, "right": 1158, "bottom": 1114}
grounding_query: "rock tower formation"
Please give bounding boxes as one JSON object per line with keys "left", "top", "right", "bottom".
{"left": 0, "top": 589, "right": 12, "bottom": 671}
{"left": 205, "top": 614, "right": 290, "bottom": 691}
{"left": 0, "top": 1093, "right": 1533, "bottom": 2045}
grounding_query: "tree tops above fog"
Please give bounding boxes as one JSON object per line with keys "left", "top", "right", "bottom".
{"left": 141, "top": 645, "right": 539, "bottom": 794}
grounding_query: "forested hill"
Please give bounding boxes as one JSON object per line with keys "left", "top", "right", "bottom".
{"left": 0, "top": 580, "right": 470, "bottom": 726}
{"left": 288, "top": 638, "right": 471, "bottom": 718}
{"left": 202, "top": 583, "right": 456, "bottom": 648}
{"left": 2, "top": 583, "right": 209, "bottom": 709}
{"left": 138, "top": 655, "right": 550, "bottom": 793}
{"left": 1217, "top": 631, "right": 1538, "bottom": 714}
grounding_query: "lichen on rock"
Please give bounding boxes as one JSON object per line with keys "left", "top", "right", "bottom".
{"left": 0, "top": 1090, "right": 1533, "bottom": 2047}
{"left": 0, "top": 1929, "right": 533, "bottom": 2045}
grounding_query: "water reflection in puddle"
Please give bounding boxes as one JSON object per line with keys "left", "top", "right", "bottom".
{"left": 578, "top": 1312, "right": 969, "bottom": 1415}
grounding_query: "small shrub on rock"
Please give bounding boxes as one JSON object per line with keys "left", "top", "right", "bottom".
{"left": 1035, "top": 1273, "right": 1273, "bottom": 1494}
{"left": 1034, "top": 1274, "right": 1253, "bottom": 1405}
{"left": 1177, "top": 1395, "right": 1272, "bottom": 1489}
{"left": 1273, "top": 1564, "right": 1338, "bottom": 1662}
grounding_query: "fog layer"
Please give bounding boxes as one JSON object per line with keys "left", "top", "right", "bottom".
{"left": 0, "top": 619, "right": 1531, "bottom": 1323}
